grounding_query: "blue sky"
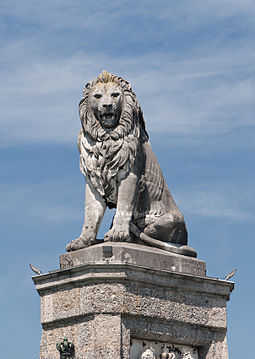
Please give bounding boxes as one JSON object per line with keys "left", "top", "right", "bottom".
{"left": 1, "top": 1, "right": 255, "bottom": 358}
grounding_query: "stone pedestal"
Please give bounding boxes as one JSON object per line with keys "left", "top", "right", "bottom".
{"left": 33, "top": 243, "right": 234, "bottom": 359}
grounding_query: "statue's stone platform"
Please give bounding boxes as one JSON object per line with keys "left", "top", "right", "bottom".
{"left": 60, "top": 242, "right": 206, "bottom": 276}
{"left": 33, "top": 243, "right": 233, "bottom": 359}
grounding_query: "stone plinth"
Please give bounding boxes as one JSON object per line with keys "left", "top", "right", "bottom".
{"left": 33, "top": 243, "right": 234, "bottom": 359}
{"left": 60, "top": 242, "right": 206, "bottom": 276}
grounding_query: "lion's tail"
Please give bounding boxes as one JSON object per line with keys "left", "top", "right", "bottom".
{"left": 129, "top": 222, "right": 197, "bottom": 258}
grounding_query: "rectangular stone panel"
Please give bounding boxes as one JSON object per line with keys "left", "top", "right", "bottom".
{"left": 130, "top": 338, "right": 198, "bottom": 359}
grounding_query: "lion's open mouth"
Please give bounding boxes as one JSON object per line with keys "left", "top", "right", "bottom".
{"left": 100, "top": 113, "right": 118, "bottom": 128}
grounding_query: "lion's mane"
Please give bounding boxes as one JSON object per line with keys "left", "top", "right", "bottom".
{"left": 78, "top": 71, "right": 148, "bottom": 207}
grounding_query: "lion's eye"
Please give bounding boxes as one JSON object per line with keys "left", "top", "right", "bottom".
{"left": 111, "top": 92, "right": 120, "bottom": 98}
{"left": 94, "top": 94, "right": 102, "bottom": 99}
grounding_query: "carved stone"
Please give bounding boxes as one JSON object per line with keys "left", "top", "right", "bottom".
{"left": 131, "top": 340, "right": 198, "bottom": 359}
{"left": 33, "top": 243, "right": 233, "bottom": 359}
{"left": 66, "top": 71, "right": 196, "bottom": 257}
{"left": 140, "top": 347, "right": 156, "bottom": 359}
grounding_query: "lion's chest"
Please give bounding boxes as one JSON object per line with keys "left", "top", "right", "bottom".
{"left": 79, "top": 133, "right": 136, "bottom": 206}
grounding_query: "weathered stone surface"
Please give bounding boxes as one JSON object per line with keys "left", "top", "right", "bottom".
{"left": 40, "top": 322, "right": 77, "bottom": 359}
{"left": 33, "top": 255, "right": 233, "bottom": 359}
{"left": 39, "top": 281, "right": 228, "bottom": 330}
{"left": 66, "top": 71, "right": 194, "bottom": 256}
{"left": 60, "top": 242, "right": 205, "bottom": 276}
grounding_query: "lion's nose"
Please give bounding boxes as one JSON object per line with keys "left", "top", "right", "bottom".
{"left": 103, "top": 104, "right": 113, "bottom": 111}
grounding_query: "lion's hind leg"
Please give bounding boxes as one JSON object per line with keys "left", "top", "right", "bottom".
{"left": 143, "top": 213, "right": 188, "bottom": 245}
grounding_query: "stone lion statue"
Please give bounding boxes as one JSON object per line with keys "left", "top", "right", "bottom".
{"left": 66, "top": 71, "right": 196, "bottom": 257}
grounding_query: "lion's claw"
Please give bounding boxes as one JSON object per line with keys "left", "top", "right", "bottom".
{"left": 66, "top": 236, "right": 98, "bottom": 252}
{"left": 104, "top": 226, "right": 131, "bottom": 243}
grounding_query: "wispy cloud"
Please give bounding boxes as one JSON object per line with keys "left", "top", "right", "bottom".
{"left": 1, "top": 0, "right": 254, "bottom": 149}
{"left": 0, "top": 180, "right": 82, "bottom": 226}
{"left": 177, "top": 182, "right": 255, "bottom": 222}
{"left": 156, "top": 0, "right": 255, "bottom": 24}
{"left": 1, "top": 178, "right": 253, "bottom": 232}
{"left": 1, "top": 50, "right": 254, "bottom": 149}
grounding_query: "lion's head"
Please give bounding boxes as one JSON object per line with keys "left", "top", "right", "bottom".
{"left": 78, "top": 71, "right": 148, "bottom": 206}
{"left": 87, "top": 77, "right": 123, "bottom": 130}
{"left": 79, "top": 70, "right": 147, "bottom": 141}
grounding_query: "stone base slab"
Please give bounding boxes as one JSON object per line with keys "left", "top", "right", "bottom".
{"left": 60, "top": 242, "right": 206, "bottom": 277}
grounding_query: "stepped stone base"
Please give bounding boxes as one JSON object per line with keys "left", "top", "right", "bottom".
{"left": 33, "top": 243, "right": 233, "bottom": 359}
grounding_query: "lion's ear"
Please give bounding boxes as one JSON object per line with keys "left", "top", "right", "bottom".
{"left": 83, "top": 82, "right": 91, "bottom": 92}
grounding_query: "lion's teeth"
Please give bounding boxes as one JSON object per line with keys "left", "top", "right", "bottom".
{"left": 103, "top": 114, "right": 114, "bottom": 120}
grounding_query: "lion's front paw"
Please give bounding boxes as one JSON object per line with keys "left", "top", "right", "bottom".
{"left": 104, "top": 225, "right": 131, "bottom": 243}
{"left": 66, "top": 236, "right": 98, "bottom": 252}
